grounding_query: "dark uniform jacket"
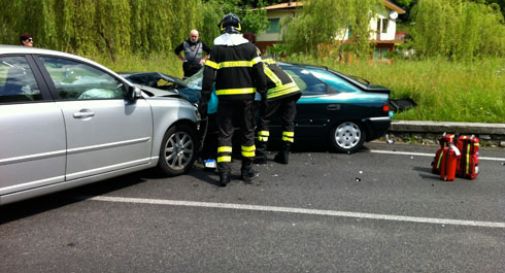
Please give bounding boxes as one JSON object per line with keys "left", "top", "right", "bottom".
{"left": 202, "top": 33, "right": 266, "bottom": 102}
{"left": 262, "top": 58, "right": 301, "bottom": 101}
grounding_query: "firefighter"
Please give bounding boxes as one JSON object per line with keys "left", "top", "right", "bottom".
{"left": 255, "top": 57, "right": 301, "bottom": 165}
{"left": 199, "top": 13, "right": 267, "bottom": 187}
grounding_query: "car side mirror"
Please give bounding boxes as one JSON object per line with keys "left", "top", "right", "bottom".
{"left": 126, "top": 85, "right": 141, "bottom": 103}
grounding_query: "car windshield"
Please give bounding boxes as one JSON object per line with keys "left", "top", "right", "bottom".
{"left": 183, "top": 69, "right": 203, "bottom": 90}
{"left": 177, "top": 70, "right": 204, "bottom": 104}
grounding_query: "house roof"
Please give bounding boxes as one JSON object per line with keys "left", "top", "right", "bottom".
{"left": 263, "top": 0, "right": 406, "bottom": 14}
{"left": 382, "top": 0, "right": 406, "bottom": 14}
{"left": 264, "top": 1, "right": 303, "bottom": 10}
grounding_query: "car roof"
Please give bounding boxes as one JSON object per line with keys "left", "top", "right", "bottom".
{"left": 0, "top": 45, "right": 122, "bottom": 80}
{"left": 1, "top": 45, "right": 87, "bottom": 60}
{"left": 279, "top": 61, "right": 389, "bottom": 92}
{"left": 279, "top": 62, "right": 328, "bottom": 70}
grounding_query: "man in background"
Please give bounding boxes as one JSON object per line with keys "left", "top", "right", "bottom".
{"left": 174, "top": 29, "right": 210, "bottom": 78}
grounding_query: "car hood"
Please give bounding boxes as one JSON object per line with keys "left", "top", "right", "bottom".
{"left": 135, "top": 84, "right": 179, "bottom": 98}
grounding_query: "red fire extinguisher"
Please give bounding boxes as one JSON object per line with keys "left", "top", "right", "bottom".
{"left": 456, "top": 135, "right": 480, "bottom": 180}
{"left": 440, "top": 143, "right": 461, "bottom": 181}
{"left": 432, "top": 133, "right": 456, "bottom": 175}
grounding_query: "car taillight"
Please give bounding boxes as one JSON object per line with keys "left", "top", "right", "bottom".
{"left": 382, "top": 104, "right": 390, "bottom": 112}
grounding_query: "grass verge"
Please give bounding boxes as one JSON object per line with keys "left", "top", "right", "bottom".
{"left": 285, "top": 55, "right": 505, "bottom": 123}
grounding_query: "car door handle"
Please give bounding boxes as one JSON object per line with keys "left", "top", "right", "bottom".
{"left": 73, "top": 109, "right": 95, "bottom": 119}
{"left": 327, "top": 104, "right": 341, "bottom": 111}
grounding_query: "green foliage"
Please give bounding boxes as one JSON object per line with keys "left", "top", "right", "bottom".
{"left": 0, "top": 0, "right": 202, "bottom": 57}
{"left": 0, "top": 0, "right": 26, "bottom": 44}
{"left": 412, "top": 0, "right": 505, "bottom": 61}
{"left": 95, "top": 0, "right": 131, "bottom": 60}
{"left": 200, "top": 0, "right": 268, "bottom": 43}
{"left": 282, "top": 0, "right": 381, "bottom": 58}
{"left": 241, "top": 4, "right": 269, "bottom": 34}
{"left": 0, "top": 0, "right": 268, "bottom": 79}
{"left": 199, "top": 0, "right": 230, "bottom": 44}
{"left": 94, "top": 52, "right": 181, "bottom": 76}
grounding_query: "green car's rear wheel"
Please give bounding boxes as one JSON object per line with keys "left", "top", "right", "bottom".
{"left": 330, "top": 121, "right": 365, "bottom": 153}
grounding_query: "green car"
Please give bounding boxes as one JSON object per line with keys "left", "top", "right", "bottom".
{"left": 124, "top": 62, "right": 396, "bottom": 153}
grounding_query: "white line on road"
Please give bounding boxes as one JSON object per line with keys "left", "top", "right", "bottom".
{"left": 88, "top": 196, "right": 505, "bottom": 229}
{"left": 370, "top": 149, "right": 505, "bottom": 162}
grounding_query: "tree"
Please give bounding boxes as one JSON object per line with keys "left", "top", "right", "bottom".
{"left": 0, "top": 0, "right": 266, "bottom": 59}
{"left": 411, "top": 0, "right": 505, "bottom": 60}
{"left": 200, "top": 0, "right": 268, "bottom": 44}
{"left": 282, "top": 0, "right": 382, "bottom": 57}
{"left": 470, "top": 0, "right": 505, "bottom": 16}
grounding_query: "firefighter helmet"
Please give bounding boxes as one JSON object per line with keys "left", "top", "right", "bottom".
{"left": 218, "top": 13, "right": 241, "bottom": 34}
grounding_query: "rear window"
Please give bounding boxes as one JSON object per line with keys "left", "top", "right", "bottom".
{"left": 308, "top": 69, "right": 361, "bottom": 93}
{"left": 281, "top": 65, "right": 362, "bottom": 96}
{"left": 282, "top": 67, "right": 328, "bottom": 96}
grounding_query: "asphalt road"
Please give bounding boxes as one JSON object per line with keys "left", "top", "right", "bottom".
{"left": 1, "top": 142, "right": 505, "bottom": 273}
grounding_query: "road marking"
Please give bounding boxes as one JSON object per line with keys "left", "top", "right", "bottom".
{"left": 370, "top": 149, "right": 505, "bottom": 162}
{"left": 88, "top": 196, "right": 505, "bottom": 229}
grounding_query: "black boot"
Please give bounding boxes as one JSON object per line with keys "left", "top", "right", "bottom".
{"left": 274, "top": 142, "right": 291, "bottom": 164}
{"left": 254, "top": 141, "right": 268, "bottom": 164}
{"left": 241, "top": 160, "right": 258, "bottom": 183}
{"left": 218, "top": 172, "right": 231, "bottom": 187}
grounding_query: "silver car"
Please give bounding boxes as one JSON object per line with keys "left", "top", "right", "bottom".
{"left": 0, "top": 45, "right": 200, "bottom": 205}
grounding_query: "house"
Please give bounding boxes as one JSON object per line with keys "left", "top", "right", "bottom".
{"left": 255, "top": 0, "right": 406, "bottom": 59}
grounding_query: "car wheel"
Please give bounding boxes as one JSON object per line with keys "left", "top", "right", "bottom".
{"left": 330, "top": 121, "right": 365, "bottom": 153}
{"left": 157, "top": 124, "right": 197, "bottom": 176}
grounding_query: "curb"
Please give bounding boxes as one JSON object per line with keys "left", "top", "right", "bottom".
{"left": 387, "top": 121, "right": 505, "bottom": 147}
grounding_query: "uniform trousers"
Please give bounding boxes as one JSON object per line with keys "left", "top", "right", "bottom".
{"left": 216, "top": 99, "right": 256, "bottom": 173}
{"left": 258, "top": 94, "right": 300, "bottom": 134}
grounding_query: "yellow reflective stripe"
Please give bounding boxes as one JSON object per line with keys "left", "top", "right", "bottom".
{"left": 251, "top": 56, "right": 262, "bottom": 64}
{"left": 241, "top": 145, "right": 256, "bottom": 152}
{"left": 217, "top": 156, "right": 232, "bottom": 163}
{"left": 436, "top": 150, "right": 444, "bottom": 169}
{"left": 257, "top": 131, "right": 269, "bottom": 142}
{"left": 262, "top": 58, "right": 276, "bottom": 64}
{"left": 283, "top": 131, "right": 294, "bottom": 137}
{"left": 242, "top": 145, "right": 256, "bottom": 157}
{"left": 242, "top": 151, "right": 255, "bottom": 157}
{"left": 207, "top": 58, "right": 263, "bottom": 70}
{"left": 205, "top": 60, "right": 219, "bottom": 69}
{"left": 219, "top": 61, "right": 254, "bottom": 68}
{"left": 466, "top": 144, "right": 470, "bottom": 174}
{"left": 267, "top": 82, "right": 300, "bottom": 99}
{"left": 258, "top": 136, "right": 269, "bottom": 142}
{"left": 216, "top": 88, "right": 256, "bottom": 95}
{"left": 217, "top": 146, "right": 232, "bottom": 153}
{"left": 282, "top": 131, "right": 294, "bottom": 143}
{"left": 282, "top": 136, "right": 294, "bottom": 143}
{"left": 258, "top": 130, "right": 270, "bottom": 137}
{"left": 264, "top": 66, "right": 282, "bottom": 86}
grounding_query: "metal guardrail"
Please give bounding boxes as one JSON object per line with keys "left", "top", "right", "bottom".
{"left": 387, "top": 121, "right": 505, "bottom": 147}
